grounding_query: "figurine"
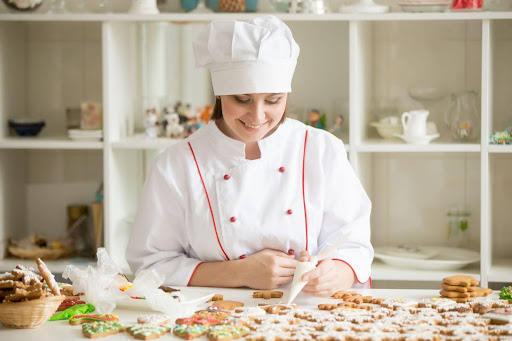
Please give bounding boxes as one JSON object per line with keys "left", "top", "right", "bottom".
{"left": 329, "top": 114, "right": 344, "bottom": 138}
{"left": 165, "top": 113, "right": 184, "bottom": 138}
{"left": 306, "top": 109, "right": 326, "bottom": 130}
{"left": 144, "top": 108, "right": 159, "bottom": 139}
{"left": 174, "top": 101, "right": 192, "bottom": 125}
{"left": 198, "top": 105, "right": 213, "bottom": 123}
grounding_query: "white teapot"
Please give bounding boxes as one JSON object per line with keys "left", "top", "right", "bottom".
{"left": 401, "top": 109, "right": 429, "bottom": 138}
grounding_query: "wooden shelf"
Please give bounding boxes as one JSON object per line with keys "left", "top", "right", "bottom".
{"left": 0, "top": 257, "right": 96, "bottom": 273}
{"left": 0, "top": 11, "right": 511, "bottom": 22}
{"left": 356, "top": 139, "right": 480, "bottom": 153}
{"left": 371, "top": 259, "right": 480, "bottom": 282}
{"left": 0, "top": 136, "right": 103, "bottom": 150}
{"left": 488, "top": 145, "right": 512, "bottom": 153}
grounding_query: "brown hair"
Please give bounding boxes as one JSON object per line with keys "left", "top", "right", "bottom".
{"left": 210, "top": 97, "right": 287, "bottom": 123}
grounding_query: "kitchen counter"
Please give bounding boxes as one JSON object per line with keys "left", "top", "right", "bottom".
{"left": 0, "top": 287, "right": 502, "bottom": 340}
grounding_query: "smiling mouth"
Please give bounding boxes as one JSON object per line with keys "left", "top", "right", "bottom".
{"left": 240, "top": 120, "right": 267, "bottom": 130}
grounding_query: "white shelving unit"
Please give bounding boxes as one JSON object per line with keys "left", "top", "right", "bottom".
{"left": 0, "top": 12, "right": 511, "bottom": 288}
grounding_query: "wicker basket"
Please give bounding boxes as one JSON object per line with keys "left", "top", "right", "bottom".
{"left": 0, "top": 295, "right": 65, "bottom": 329}
{"left": 8, "top": 246, "right": 73, "bottom": 260}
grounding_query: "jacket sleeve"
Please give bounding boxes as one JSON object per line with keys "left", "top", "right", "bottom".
{"left": 125, "top": 152, "right": 202, "bottom": 286}
{"left": 317, "top": 136, "right": 373, "bottom": 287}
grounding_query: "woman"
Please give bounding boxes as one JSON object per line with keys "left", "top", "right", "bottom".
{"left": 126, "top": 16, "right": 373, "bottom": 296}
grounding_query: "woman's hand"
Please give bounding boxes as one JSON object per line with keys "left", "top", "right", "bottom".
{"left": 299, "top": 251, "right": 355, "bottom": 297}
{"left": 239, "top": 249, "right": 297, "bottom": 290}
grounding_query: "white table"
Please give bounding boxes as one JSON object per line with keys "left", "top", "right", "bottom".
{"left": 0, "top": 288, "right": 501, "bottom": 340}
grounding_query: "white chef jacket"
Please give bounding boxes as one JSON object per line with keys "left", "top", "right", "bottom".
{"left": 126, "top": 118, "right": 373, "bottom": 288}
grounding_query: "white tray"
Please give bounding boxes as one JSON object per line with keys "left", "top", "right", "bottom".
{"left": 374, "top": 246, "right": 480, "bottom": 271}
{"left": 116, "top": 290, "right": 215, "bottom": 315}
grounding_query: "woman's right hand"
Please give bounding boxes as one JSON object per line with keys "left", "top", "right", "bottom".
{"left": 239, "top": 249, "right": 297, "bottom": 289}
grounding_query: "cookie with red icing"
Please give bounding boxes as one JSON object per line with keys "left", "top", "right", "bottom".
{"left": 69, "top": 314, "right": 119, "bottom": 325}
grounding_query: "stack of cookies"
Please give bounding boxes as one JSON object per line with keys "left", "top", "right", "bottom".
{"left": 440, "top": 275, "right": 492, "bottom": 303}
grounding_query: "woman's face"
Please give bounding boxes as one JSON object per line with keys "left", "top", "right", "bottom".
{"left": 219, "top": 93, "right": 287, "bottom": 144}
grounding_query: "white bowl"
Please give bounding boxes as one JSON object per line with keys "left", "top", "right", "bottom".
{"left": 370, "top": 122, "right": 403, "bottom": 139}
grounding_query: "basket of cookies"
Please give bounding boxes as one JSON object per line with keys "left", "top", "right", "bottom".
{"left": 0, "top": 258, "right": 65, "bottom": 328}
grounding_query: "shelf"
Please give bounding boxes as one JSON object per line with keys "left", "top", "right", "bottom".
{"left": 488, "top": 145, "right": 512, "bottom": 153}
{"left": 356, "top": 139, "right": 480, "bottom": 153}
{"left": 488, "top": 258, "right": 512, "bottom": 283}
{"left": 371, "top": 259, "right": 480, "bottom": 282}
{"left": 0, "top": 257, "right": 96, "bottom": 273}
{"left": 0, "top": 11, "right": 511, "bottom": 23}
{"left": 110, "top": 135, "right": 182, "bottom": 150}
{"left": 0, "top": 136, "right": 103, "bottom": 150}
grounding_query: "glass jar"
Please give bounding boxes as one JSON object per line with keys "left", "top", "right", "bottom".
{"left": 446, "top": 205, "right": 470, "bottom": 248}
{"left": 446, "top": 91, "right": 480, "bottom": 142}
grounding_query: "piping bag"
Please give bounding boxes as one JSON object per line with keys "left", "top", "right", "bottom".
{"left": 286, "top": 231, "right": 352, "bottom": 305}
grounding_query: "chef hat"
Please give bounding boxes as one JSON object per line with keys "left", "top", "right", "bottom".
{"left": 193, "top": 15, "right": 300, "bottom": 96}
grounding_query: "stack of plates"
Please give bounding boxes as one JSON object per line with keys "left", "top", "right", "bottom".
{"left": 398, "top": 0, "right": 451, "bottom": 12}
{"left": 68, "top": 129, "right": 103, "bottom": 141}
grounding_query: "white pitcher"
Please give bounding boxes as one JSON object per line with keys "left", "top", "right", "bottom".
{"left": 401, "top": 110, "right": 429, "bottom": 138}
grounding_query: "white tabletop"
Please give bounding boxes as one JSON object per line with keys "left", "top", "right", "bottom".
{"left": 0, "top": 287, "right": 501, "bottom": 340}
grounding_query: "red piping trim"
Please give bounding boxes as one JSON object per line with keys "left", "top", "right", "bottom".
{"left": 302, "top": 130, "right": 309, "bottom": 251}
{"left": 333, "top": 258, "right": 371, "bottom": 286}
{"left": 187, "top": 262, "right": 204, "bottom": 286}
{"left": 188, "top": 142, "right": 230, "bottom": 261}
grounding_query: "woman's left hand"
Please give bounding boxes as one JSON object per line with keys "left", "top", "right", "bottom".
{"left": 299, "top": 251, "right": 355, "bottom": 297}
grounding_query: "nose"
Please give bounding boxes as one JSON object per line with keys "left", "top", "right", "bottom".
{"left": 249, "top": 101, "right": 266, "bottom": 122}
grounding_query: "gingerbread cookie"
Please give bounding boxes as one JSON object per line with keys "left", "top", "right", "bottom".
{"left": 207, "top": 294, "right": 224, "bottom": 302}
{"left": 69, "top": 314, "right": 119, "bottom": 325}
{"left": 212, "top": 300, "right": 244, "bottom": 310}
{"left": 175, "top": 315, "right": 221, "bottom": 326}
{"left": 58, "top": 298, "right": 86, "bottom": 311}
{"left": 442, "top": 275, "right": 479, "bottom": 287}
{"left": 127, "top": 324, "right": 170, "bottom": 340}
{"left": 206, "top": 324, "right": 250, "bottom": 340}
{"left": 82, "top": 321, "right": 125, "bottom": 338}
{"left": 231, "top": 307, "right": 266, "bottom": 319}
{"left": 137, "top": 314, "right": 171, "bottom": 325}
{"left": 332, "top": 291, "right": 358, "bottom": 299}
{"left": 318, "top": 304, "right": 338, "bottom": 311}
{"left": 252, "top": 290, "right": 283, "bottom": 299}
{"left": 36, "top": 258, "right": 60, "bottom": 295}
{"left": 482, "top": 308, "right": 512, "bottom": 325}
{"left": 173, "top": 324, "right": 207, "bottom": 339}
{"left": 499, "top": 286, "right": 512, "bottom": 301}
{"left": 258, "top": 303, "right": 297, "bottom": 314}
{"left": 474, "top": 287, "right": 493, "bottom": 297}
{"left": 440, "top": 289, "right": 471, "bottom": 298}
{"left": 440, "top": 282, "right": 476, "bottom": 293}
{"left": 193, "top": 308, "right": 231, "bottom": 321}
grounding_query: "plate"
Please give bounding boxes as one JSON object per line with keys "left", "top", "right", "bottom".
{"left": 394, "top": 133, "right": 439, "bottom": 145}
{"left": 374, "top": 246, "right": 480, "bottom": 270}
{"left": 381, "top": 245, "right": 439, "bottom": 259}
{"left": 116, "top": 290, "right": 215, "bottom": 315}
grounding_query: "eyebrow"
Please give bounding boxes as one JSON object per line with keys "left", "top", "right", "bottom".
{"left": 239, "top": 93, "right": 283, "bottom": 97}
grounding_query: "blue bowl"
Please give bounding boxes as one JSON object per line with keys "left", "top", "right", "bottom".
{"left": 8, "top": 119, "right": 45, "bottom": 137}
{"left": 181, "top": 0, "right": 199, "bottom": 11}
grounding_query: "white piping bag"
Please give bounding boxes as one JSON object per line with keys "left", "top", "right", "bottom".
{"left": 286, "top": 231, "right": 353, "bottom": 305}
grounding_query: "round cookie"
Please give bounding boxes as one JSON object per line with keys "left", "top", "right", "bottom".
{"left": 36, "top": 258, "right": 60, "bottom": 295}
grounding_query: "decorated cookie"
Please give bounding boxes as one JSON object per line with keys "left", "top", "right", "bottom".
{"left": 418, "top": 297, "right": 457, "bottom": 309}
{"left": 206, "top": 324, "right": 250, "bottom": 340}
{"left": 212, "top": 300, "right": 244, "bottom": 310}
{"left": 258, "top": 303, "right": 298, "bottom": 314}
{"left": 136, "top": 314, "right": 171, "bottom": 325}
{"left": 193, "top": 308, "right": 231, "bottom": 321}
{"left": 252, "top": 290, "right": 283, "bottom": 299}
{"left": 127, "top": 323, "right": 170, "bottom": 340}
{"left": 482, "top": 308, "right": 512, "bottom": 325}
{"left": 231, "top": 307, "right": 266, "bottom": 319}
{"left": 175, "top": 315, "right": 221, "bottom": 326}
{"left": 69, "top": 314, "right": 119, "bottom": 325}
{"left": 380, "top": 298, "right": 418, "bottom": 310}
{"left": 58, "top": 298, "right": 86, "bottom": 311}
{"left": 36, "top": 258, "right": 60, "bottom": 295}
{"left": 82, "top": 321, "right": 125, "bottom": 339}
{"left": 500, "top": 286, "right": 512, "bottom": 301}
{"left": 173, "top": 324, "right": 207, "bottom": 339}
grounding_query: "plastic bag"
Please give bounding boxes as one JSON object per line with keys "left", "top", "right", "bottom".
{"left": 62, "top": 248, "right": 127, "bottom": 314}
{"left": 123, "top": 268, "right": 185, "bottom": 315}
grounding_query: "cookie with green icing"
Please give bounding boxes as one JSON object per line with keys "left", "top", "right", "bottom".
{"left": 69, "top": 314, "right": 119, "bottom": 325}
{"left": 499, "top": 286, "right": 512, "bottom": 301}
{"left": 127, "top": 323, "right": 170, "bottom": 340}
{"left": 206, "top": 324, "right": 250, "bottom": 341}
{"left": 173, "top": 324, "right": 207, "bottom": 340}
{"left": 82, "top": 321, "right": 125, "bottom": 338}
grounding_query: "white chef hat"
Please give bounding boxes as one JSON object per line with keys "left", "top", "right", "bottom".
{"left": 193, "top": 15, "right": 300, "bottom": 96}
